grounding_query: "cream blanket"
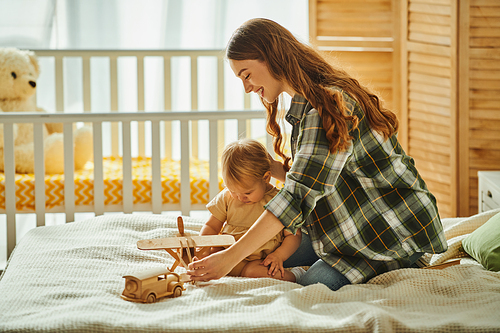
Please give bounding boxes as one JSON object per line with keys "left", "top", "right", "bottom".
{"left": 0, "top": 211, "right": 499, "bottom": 332}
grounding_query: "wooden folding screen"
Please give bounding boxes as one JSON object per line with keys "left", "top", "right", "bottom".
{"left": 458, "top": 0, "right": 500, "bottom": 216}
{"left": 400, "top": 0, "right": 459, "bottom": 218}
{"left": 310, "top": 0, "right": 500, "bottom": 218}
{"left": 401, "top": 0, "right": 500, "bottom": 217}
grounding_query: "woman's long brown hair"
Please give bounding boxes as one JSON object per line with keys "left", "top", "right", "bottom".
{"left": 226, "top": 18, "right": 399, "bottom": 171}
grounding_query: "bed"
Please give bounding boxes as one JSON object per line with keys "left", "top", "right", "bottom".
{"left": 0, "top": 209, "right": 499, "bottom": 332}
{"left": 1, "top": 49, "right": 500, "bottom": 332}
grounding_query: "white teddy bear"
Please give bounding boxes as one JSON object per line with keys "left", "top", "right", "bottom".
{"left": 0, "top": 47, "right": 93, "bottom": 174}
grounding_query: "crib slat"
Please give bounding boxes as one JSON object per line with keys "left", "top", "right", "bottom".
{"left": 55, "top": 56, "right": 64, "bottom": 112}
{"left": 33, "top": 123, "right": 46, "bottom": 227}
{"left": 164, "top": 56, "right": 172, "bottom": 160}
{"left": 163, "top": 56, "right": 173, "bottom": 160}
{"left": 122, "top": 121, "right": 133, "bottom": 213}
{"left": 63, "top": 123, "right": 75, "bottom": 222}
{"left": 137, "top": 56, "right": 145, "bottom": 111}
{"left": 217, "top": 56, "right": 224, "bottom": 110}
{"left": 209, "top": 120, "right": 219, "bottom": 201}
{"left": 180, "top": 119, "right": 190, "bottom": 216}
{"left": 137, "top": 55, "right": 145, "bottom": 157}
{"left": 151, "top": 120, "right": 162, "bottom": 214}
{"left": 266, "top": 133, "right": 273, "bottom": 157}
{"left": 238, "top": 119, "right": 246, "bottom": 139}
{"left": 217, "top": 56, "right": 225, "bottom": 161}
{"left": 82, "top": 56, "right": 91, "bottom": 113}
{"left": 190, "top": 56, "right": 198, "bottom": 110}
{"left": 93, "top": 122, "right": 105, "bottom": 216}
{"left": 110, "top": 56, "right": 119, "bottom": 156}
{"left": 191, "top": 56, "right": 198, "bottom": 159}
{"left": 3, "top": 123, "right": 16, "bottom": 258}
{"left": 244, "top": 91, "right": 251, "bottom": 110}
{"left": 164, "top": 56, "right": 172, "bottom": 110}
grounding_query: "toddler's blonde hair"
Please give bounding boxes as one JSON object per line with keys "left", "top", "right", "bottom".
{"left": 221, "top": 138, "right": 271, "bottom": 188}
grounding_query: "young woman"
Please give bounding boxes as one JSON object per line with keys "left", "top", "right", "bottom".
{"left": 188, "top": 18, "right": 447, "bottom": 291}
{"left": 199, "top": 138, "right": 303, "bottom": 282}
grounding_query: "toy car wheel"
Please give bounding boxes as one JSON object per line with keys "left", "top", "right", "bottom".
{"left": 173, "top": 285, "right": 183, "bottom": 298}
{"left": 146, "top": 293, "right": 156, "bottom": 303}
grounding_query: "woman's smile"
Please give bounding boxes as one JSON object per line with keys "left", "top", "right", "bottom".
{"left": 256, "top": 87, "right": 264, "bottom": 98}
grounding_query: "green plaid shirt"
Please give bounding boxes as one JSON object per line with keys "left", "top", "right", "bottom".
{"left": 265, "top": 90, "right": 448, "bottom": 284}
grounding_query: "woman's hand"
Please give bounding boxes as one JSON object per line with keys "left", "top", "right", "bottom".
{"left": 188, "top": 210, "right": 285, "bottom": 282}
{"left": 261, "top": 252, "right": 285, "bottom": 278}
{"left": 187, "top": 249, "right": 238, "bottom": 282}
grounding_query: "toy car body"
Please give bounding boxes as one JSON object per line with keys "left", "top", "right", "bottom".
{"left": 121, "top": 267, "right": 185, "bottom": 303}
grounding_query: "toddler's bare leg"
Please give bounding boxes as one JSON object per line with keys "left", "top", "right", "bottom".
{"left": 240, "top": 260, "right": 295, "bottom": 282}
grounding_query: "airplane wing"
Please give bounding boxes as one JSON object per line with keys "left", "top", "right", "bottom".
{"left": 137, "top": 235, "right": 235, "bottom": 250}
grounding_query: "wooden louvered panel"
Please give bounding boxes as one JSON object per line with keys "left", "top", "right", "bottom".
{"left": 408, "top": 137, "right": 451, "bottom": 156}
{"left": 409, "top": 145, "right": 451, "bottom": 163}
{"left": 404, "top": 0, "right": 456, "bottom": 217}
{"left": 470, "top": 17, "right": 500, "bottom": 28}
{"left": 410, "top": 119, "right": 450, "bottom": 137}
{"left": 470, "top": 80, "right": 500, "bottom": 90}
{"left": 310, "top": 0, "right": 399, "bottom": 117}
{"left": 408, "top": 117, "right": 452, "bottom": 203}
{"left": 409, "top": 128, "right": 450, "bottom": 146}
{"left": 465, "top": 0, "right": 500, "bottom": 214}
{"left": 409, "top": 2, "right": 452, "bottom": 16}
{"left": 409, "top": 12, "right": 451, "bottom": 26}
{"left": 316, "top": 0, "right": 393, "bottom": 37}
{"left": 409, "top": 73, "right": 451, "bottom": 90}
{"left": 408, "top": 31, "right": 451, "bottom": 46}
{"left": 409, "top": 82, "right": 450, "bottom": 97}
{"left": 310, "top": 0, "right": 499, "bottom": 217}
{"left": 409, "top": 99, "right": 448, "bottom": 114}
{"left": 409, "top": 91, "right": 451, "bottom": 108}
{"left": 409, "top": 63, "right": 451, "bottom": 77}
{"left": 408, "top": 4, "right": 452, "bottom": 46}
{"left": 409, "top": 52, "right": 451, "bottom": 67}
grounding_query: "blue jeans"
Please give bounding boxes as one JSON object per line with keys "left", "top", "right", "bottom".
{"left": 284, "top": 232, "right": 424, "bottom": 291}
{"left": 283, "top": 233, "right": 351, "bottom": 291}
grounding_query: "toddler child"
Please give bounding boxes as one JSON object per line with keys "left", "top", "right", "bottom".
{"left": 198, "top": 138, "right": 304, "bottom": 282}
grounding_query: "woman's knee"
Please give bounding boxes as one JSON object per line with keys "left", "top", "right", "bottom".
{"left": 298, "top": 259, "right": 351, "bottom": 291}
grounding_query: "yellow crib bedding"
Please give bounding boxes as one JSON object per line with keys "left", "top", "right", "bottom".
{"left": 0, "top": 156, "right": 223, "bottom": 211}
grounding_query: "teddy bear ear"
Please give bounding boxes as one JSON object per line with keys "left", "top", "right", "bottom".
{"left": 26, "top": 50, "right": 40, "bottom": 76}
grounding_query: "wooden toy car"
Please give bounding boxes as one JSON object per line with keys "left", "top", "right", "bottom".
{"left": 121, "top": 267, "right": 185, "bottom": 303}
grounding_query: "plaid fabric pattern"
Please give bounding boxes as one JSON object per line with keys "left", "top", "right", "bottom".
{"left": 265, "top": 89, "right": 448, "bottom": 284}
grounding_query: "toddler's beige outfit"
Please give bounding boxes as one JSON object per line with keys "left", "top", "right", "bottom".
{"left": 207, "top": 186, "right": 284, "bottom": 276}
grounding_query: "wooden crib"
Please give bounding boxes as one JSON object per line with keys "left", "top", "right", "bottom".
{"left": 0, "top": 49, "right": 270, "bottom": 259}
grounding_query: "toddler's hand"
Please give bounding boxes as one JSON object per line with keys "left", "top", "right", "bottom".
{"left": 261, "top": 253, "right": 285, "bottom": 278}
{"left": 268, "top": 153, "right": 286, "bottom": 182}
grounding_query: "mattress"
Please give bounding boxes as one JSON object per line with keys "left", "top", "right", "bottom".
{"left": 0, "top": 211, "right": 499, "bottom": 332}
{"left": 0, "top": 156, "right": 223, "bottom": 211}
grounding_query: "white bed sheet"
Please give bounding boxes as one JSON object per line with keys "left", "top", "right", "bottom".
{"left": 1, "top": 211, "right": 499, "bottom": 332}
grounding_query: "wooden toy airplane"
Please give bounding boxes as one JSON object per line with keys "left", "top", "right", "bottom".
{"left": 137, "top": 216, "right": 235, "bottom": 272}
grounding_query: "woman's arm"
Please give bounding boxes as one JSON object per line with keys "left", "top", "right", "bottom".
{"left": 188, "top": 210, "right": 284, "bottom": 281}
